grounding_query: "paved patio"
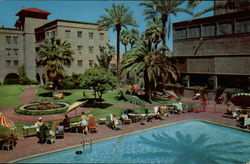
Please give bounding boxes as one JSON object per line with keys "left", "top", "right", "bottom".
{"left": 0, "top": 86, "right": 248, "bottom": 163}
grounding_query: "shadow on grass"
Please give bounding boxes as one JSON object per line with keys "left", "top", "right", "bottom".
{"left": 38, "top": 92, "right": 72, "bottom": 97}
{"left": 77, "top": 98, "right": 113, "bottom": 109}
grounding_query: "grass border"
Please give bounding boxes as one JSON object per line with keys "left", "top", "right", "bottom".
{"left": 11, "top": 119, "right": 250, "bottom": 163}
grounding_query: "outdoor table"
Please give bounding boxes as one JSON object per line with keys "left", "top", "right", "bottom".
{"left": 22, "top": 125, "right": 37, "bottom": 137}
{"left": 98, "top": 118, "right": 106, "bottom": 125}
{"left": 128, "top": 114, "right": 142, "bottom": 123}
{"left": 70, "top": 122, "right": 82, "bottom": 133}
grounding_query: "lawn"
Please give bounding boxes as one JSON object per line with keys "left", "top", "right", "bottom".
{"left": 0, "top": 85, "right": 27, "bottom": 109}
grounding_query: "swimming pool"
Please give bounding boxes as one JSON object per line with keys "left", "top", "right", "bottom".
{"left": 17, "top": 120, "right": 250, "bottom": 164}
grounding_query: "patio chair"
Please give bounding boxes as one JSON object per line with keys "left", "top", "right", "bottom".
{"left": 88, "top": 116, "right": 97, "bottom": 133}
{"left": 54, "top": 122, "right": 64, "bottom": 139}
{"left": 46, "top": 130, "right": 56, "bottom": 144}
{"left": 2, "top": 135, "right": 15, "bottom": 151}
{"left": 106, "top": 114, "right": 120, "bottom": 131}
{"left": 121, "top": 114, "right": 131, "bottom": 124}
{"left": 243, "top": 117, "right": 250, "bottom": 128}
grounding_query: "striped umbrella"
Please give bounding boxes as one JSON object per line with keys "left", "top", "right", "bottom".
{"left": 65, "top": 101, "right": 86, "bottom": 116}
{"left": 0, "top": 112, "right": 15, "bottom": 128}
{"left": 123, "top": 94, "right": 146, "bottom": 113}
{"left": 231, "top": 93, "right": 250, "bottom": 108}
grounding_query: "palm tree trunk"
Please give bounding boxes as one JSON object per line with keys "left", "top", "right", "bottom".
{"left": 144, "top": 69, "right": 151, "bottom": 102}
{"left": 116, "top": 26, "right": 121, "bottom": 75}
{"left": 161, "top": 19, "right": 167, "bottom": 53}
{"left": 125, "top": 44, "right": 127, "bottom": 52}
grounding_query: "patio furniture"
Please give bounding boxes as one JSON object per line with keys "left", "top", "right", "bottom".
{"left": 98, "top": 118, "right": 106, "bottom": 125}
{"left": 121, "top": 114, "right": 131, "bottom": 124}
{"left": 22, "top": 125, "right": 37, "bottom": 137}
{"left": 2, "top": 135, "right": 15, "bottom": 151}
{"left": 106, "top": 114, "right": 120, "bottom": 131}
{"left": 88, "top": 116, "right": 97, "bottom": 133}
{"left": 54, "top": 122, "right": 64, "bottom": 139}
{"left": 243, "top": 117, "right": 250, "bottom": 128}
{"left": 46, "top": 131, "right": 56, "bottom": 144}
{"left": 70, "top": 122, "right": 81, "bottom": 133}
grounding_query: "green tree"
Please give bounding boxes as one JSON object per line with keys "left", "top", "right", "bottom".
{"left": 80, "top": 68, "right": 117, "bottom": 102}
{"left": 128, "top": 29, "right": 140, "bottom": 49}
{"left": 98, "top": 4, "right": 138, "bottom": 74}
{"left": 36, "top": 37, "right": 74, "bottom": 91}
{"left": 97, "top": 43, "right": 115, "bottom": 70}
{"left": 121, "top": 39, "right": 179, "bottom": 101}
{"left": 120, "top": 30, "right": 130, "bottom": 52}
{"left": 139, "top": 0, "right": 193, "bottom": 52}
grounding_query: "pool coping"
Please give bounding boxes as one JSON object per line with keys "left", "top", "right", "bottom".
{"left": 11, "top": 119, "right": 250, "bottom": 163}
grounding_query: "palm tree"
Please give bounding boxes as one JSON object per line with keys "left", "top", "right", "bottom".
{"left": 120, "top": 30, "right": 130, "bottom": 52}
{"left": 97, "top": 42, "right": 115, "bottom": 70}
{"left": 139, "top": 0, "right": 193, "bottom": 52}
{"left": 128, "top": 29, "right": 139, "bottom": 49}
{"left": 121, "top": 39, "right": 179, "bottom": 101}
{"left": 143, "top": 18, "right": 162, "bottom": 49}
{"left": 36, "top": 37, "right": 74, "bottom": 91}
{"left": 98, "top": 4, "right": 138, "bottom": 74}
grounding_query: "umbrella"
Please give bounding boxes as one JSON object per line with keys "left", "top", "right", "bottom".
{"left": 231, "top": 93, "right": 250, "bottom": 108}
{"left": 65, "top": 101, "right": 85, "bottom": 114}
{"left": 164, "top": 90, "right": 179, "bottom": 99}
{"left": 123, "top": 94, "right": 146, "bottom": 113}
{"left": 0, "top": 112, "right": 15, "bottom": 128}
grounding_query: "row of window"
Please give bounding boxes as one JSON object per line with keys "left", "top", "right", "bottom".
{"left": 77, "top": 59, "right": 94, "bottom": 67}
{"left": 174, "top": 19, "right": 250, "bottom": 40}
{"left": 46, "top": 30, "right": 105, "bottom": 40}
{"left": 6, "top": 48, "right": 19, "bottom": 55}
{"left": 5, "top": 36, "right": 19, "bottom": 44}
{"left": 76, "top": 45, "right": 105, "bottom": 54}
{"left": 5, "top": 60, "right": 19, "bottom": 66}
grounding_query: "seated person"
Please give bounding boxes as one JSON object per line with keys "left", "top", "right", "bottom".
{"left": 35, "top": 117, "right": 44, "bottom": 133}
{"left": 62, "top": 115, "right": 70, "bottom": 130}
{"left": 216, "top": 95, "right": 224, "bottom": 104}
{"left": 193, "top": 92, "right": 201, "bottom": 100}
{"left": 56, "top": 122, "right": 64, "bottom": 134}
{"left": 79, "top": 112, "right": 89, "bottom": 134}
{"left": 154, "top": 107, "right": 164, "bottom": 120}
{"left": 121, "top": 114, "right": 131, "bottom": 124}
{"left": 225, "top": 103, "right": 232, "bottom": 114}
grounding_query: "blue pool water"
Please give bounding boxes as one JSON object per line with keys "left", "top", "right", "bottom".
{"left": 17, "top": 120, "right": 250, "bottom": 164}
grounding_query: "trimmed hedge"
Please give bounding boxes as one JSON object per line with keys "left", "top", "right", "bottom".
{"left": 14, "top": 102, "right": 69, "bottom": 115}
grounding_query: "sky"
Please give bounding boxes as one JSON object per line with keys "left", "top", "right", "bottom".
{"left": 0, "top": 0, "right": 214, "bottom": 53}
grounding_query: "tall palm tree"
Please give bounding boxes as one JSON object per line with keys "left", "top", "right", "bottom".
{"left": 128, "top": 29, "right": 139, "bottom": 49}
{"left": 121, "top": 39, "right": 179, "bottom": 101}
{"left": 120, "top": 30, "right": 130, "bottom": 52}
{"left": 36, "top": 37, "right": 74, "bottom": 91}
{"left": 143, "top": 18, "right": 162, "bottom": 49}
{"left": 98, "top": 4, "right": 138, "bottom": 74}
{"left": 139, "top": 0, "right": 193, "bottom": 52}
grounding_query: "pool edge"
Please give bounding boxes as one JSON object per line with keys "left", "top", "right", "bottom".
{"left": 10, "top": 119, "right": 250, "bottom": 163}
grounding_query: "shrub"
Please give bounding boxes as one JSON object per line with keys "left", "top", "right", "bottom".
{"left": 224, "top": 88, "right": 244, "bottom": 93}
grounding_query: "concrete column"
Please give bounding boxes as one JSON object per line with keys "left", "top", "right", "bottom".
{"left": 214, "top": 75, "right": 218, "bottom": 89}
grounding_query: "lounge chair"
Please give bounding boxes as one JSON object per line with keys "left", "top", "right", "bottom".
{"left": 88, "top": 116, "right": 97, "bottom": 133}
{"left": 242, "top": 117, "right": 250, "bottom": 128}
{"left": 106, "top": 114, "right": 120, "bottom": 131}
{"left": 54, "top": 122, "right": 64, "bottom": 139}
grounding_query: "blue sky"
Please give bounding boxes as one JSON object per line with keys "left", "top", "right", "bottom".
{"left": 0, "top": 0, "right": 213, "bottom": 53}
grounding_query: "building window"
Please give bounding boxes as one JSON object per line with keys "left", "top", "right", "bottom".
{"left": 77, "top": 31, "right": 82, "bottom": 38}
{"left": 188, "top": 26, "right": 200, "bottom": 38}
{"left": 77, "top": 60, "right": 83, "bottom": 66}
{"left": 217, "top": 22, "right": 233, "bottom": 35}
{"left": 100, "top": 33, "right": 104, "bottom": 40}
{"left": 89, "top": 32, "right": 93, "bottom": 39}
{"left": 202, "top": 24, "right": 215, "bottom": 37}
{"left": 89, "top": 46, "right": 94, "bottom": 54}
{"left": 6, "top": 36, "right": 11, "bottom": 44}
{"left": 77, "top": 45, "right": 83, "bottom": 51}
{"left": 13, "top": 48, "right": 18, "bottom": 55}
{"left": 6, "top": 48, "right": 11, "bottom": 55}
{"left": 174, "top": 28, "right": 186, "bottom": 40}
{"left": 65, "top": 30, "right": 71, "bottom": 38}
{"left": 46, "top": 30, "right": 56, "bottom": 38}
{"left": 89, "top": 60, "right": 94, "bottom": 67}
{"left": 6, "top": 60, "right": 11, "bottom": 66}
{"left": 99, "top": 46, "right": 105, "bottom": 53}
{"left": 13, "top": 36, "right": 18, "bottom": 44}
{"left": 236, "top": 19, "right": 250, "bottom": 34}
{"left": 14, "top": 60, "right": 19, "bottom": 66}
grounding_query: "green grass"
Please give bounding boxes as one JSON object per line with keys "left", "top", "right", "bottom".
{"left": 0, "top": 85, "right": 27, "bottom": 109}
